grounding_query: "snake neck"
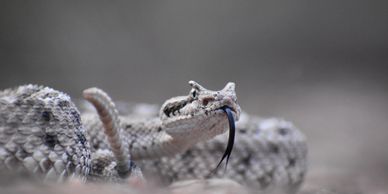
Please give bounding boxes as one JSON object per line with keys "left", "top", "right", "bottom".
{"left": 119, "top": 118, "right": 198, "bottom": 160}
{"left": 83, "top": 114, "right": 198, "bottom": 161}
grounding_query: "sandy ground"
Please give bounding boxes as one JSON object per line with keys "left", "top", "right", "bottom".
{"left": 0, "top": 173, "right": 387, "bottom": 194}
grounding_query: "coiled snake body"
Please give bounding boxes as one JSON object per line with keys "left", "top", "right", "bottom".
{"left": 0, "top": 81, "right": 307, "bottom": 193}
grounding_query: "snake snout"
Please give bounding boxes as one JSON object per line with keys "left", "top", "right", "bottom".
{"left": 220, "top": 102, "right": 240, "bottom": 121}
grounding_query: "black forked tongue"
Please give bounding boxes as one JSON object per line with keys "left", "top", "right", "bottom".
{"left": 213, "top": 106, "right": 236, "bottom": 173}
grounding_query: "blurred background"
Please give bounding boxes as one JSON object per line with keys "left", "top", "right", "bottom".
{"left": 1, "top": 1, "right": 387, "bottom": 193}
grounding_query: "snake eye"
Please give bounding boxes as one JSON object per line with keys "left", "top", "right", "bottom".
{"left": 191, "top": 89, "right": 197, "bottom": 98}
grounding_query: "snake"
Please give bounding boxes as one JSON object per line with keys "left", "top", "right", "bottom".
{"left": 0, "top": 81, "right": 307, "bottom": 193}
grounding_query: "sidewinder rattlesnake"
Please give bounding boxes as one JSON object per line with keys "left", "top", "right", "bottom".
{"left": 0, "top": 81, "right": 307, "bottom": 193}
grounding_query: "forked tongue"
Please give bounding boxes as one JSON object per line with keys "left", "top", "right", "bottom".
{"left": 213, "top": 106, "right": 236, "bottom": 173}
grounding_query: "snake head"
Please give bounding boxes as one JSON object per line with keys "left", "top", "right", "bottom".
{"left": 160, "top": 81, "right": 241, "bottom": 143}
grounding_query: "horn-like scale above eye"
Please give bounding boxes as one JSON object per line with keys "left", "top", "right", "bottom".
{"left": 188, "top": 80, "right": 206, "bottom": 91}
{"left": 223, "top": 82, "right": 235, "bottom": 92}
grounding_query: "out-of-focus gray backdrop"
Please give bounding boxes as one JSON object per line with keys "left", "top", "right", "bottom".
{"left": 1, "top": 1, "right": 387, "bottom": 192}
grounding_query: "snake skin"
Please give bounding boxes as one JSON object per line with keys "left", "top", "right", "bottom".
{"left": 144, "top": 116, "right": 306, "bottom": 193}
{"left": 0, "top": 85, "right": 91, "bottom": 181}
{"left": 0, "top": 83, "right": 307, "bottom": 194}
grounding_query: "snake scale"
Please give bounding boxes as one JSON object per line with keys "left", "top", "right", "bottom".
{"left": 0, "top": 81, "right": 307, "bottom": 193}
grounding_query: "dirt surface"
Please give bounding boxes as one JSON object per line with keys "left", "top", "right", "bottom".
{"left": 0, "top": 174, "right": 387, "bottom": 194}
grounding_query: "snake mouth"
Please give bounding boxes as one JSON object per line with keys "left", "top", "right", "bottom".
{"left": 212, "top": 103, "right": 239, "bottom": 120}
{"left": 214, "top": 106, "right": 236, "bottom": 172}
